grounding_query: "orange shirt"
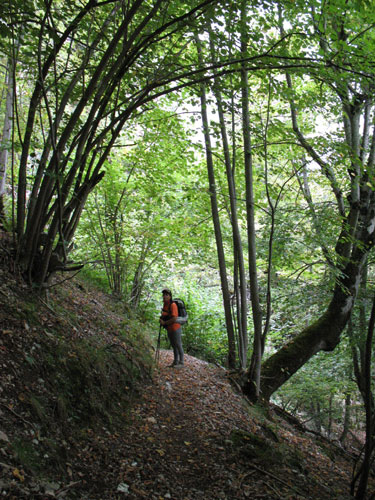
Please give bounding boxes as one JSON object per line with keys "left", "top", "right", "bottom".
{"left": 162, "top": 301, "right": 181, "bottom": 332}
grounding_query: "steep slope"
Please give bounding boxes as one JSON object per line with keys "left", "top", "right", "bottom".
{"left": 0, "top": 232, "right": 153, "bottom": 498}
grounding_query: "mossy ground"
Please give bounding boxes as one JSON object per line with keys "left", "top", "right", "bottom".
{"left": 0, "top": 240, "right": 154, "bottom": 497}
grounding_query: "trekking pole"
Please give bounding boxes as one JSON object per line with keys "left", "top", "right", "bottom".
{"left": 155, "top": 325, "right": 161, "bottom": 365}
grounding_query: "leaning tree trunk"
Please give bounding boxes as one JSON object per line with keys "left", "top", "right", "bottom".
{"left": 242, "top": 202, "right": 375, "bottom": 401}
{"left": 242, "top": 3, "right": 375, "bottom": 402}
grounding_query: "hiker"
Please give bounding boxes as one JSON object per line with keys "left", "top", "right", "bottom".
{"left": 160, "top": 288, "right": 184, "bottom": 367}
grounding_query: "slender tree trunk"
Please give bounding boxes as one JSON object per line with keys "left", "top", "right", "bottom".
{"left": 195, "top": 33, "right": 236, "bottom": 368}
{"left": 208, "top": 26, "right": 248, "bottom": 368}
{"left": 340, "top": 393, "right": 351, "bottom": 445}
{"left": 241, "top": 0, "right": 263, "bottom": 393}
{"left": 354, "top": 295, "right": 375, "bottom": 499}
{"left": 0, "top": 57, "right": 14, "bottom": 227}
{"left": 327, "top": 396, "right": 333, "bottom": 438}
{"left": 349, "top": 262, "right": 375, "bottom": 498}
{"left": 261, "top": 79, "right": 285, "bottom": 353}
{"left": 312, "top": 402, "right": 321, "bottom": 433}
{"left": 233, "top": 250, "right": 245, "bottom": 365}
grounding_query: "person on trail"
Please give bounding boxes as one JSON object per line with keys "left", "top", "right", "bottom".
{"left": 159, "top": 288, "right": 184, "bottom": 367}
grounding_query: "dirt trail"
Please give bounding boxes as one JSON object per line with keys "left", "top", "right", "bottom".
{"left": 121, "top": 350, "right": 257, "bottom": 499}
{"left": 77, "top": 350, "right": 354, "bottom": 500}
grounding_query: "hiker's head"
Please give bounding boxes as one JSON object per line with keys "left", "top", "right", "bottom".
{"left": 162, "top": 288, "right": 172, "bottom": 302}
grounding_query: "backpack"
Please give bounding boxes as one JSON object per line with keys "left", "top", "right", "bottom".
{"left": 172, "top": 298, "right": 188, "bottom": 325}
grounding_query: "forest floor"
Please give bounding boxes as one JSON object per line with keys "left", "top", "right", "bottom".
{"left": 0, "top": 232, "right": 374, "bottom": 499}
{"left": 108, "top": 350, "right": 365, "bottom": 500}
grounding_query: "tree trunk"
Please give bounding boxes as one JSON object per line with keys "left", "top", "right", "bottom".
{"left": 243, "top": 243, "right": 372, "bottom": 401}
{"left": 353, "top": 295, "right": 375, "bottom": 499}
{"left": 349, "top": 262, "right": 375, "bottom": 498}
{"left": 242, "top": 4, "right": 375, "bottom": 402}
{"left": 313, "top": 402, "right": 322, "bottom": 433}
{"left": 0, "top": 56, "right": 14, "bottom": 227}
{"left": 14, "top": 0, "right": 221, "bottom": 287}
{"left": 195, "top": 33, "right": 236, "bottom": 368}
{"left": 339, "top": 393, "right": 351, "bottom": 445}
{"left": 208, "top": 26, "right": 248, "bottom": 369}
{"left": 241, "top": 0, "right": 263, "bottom": 393}
{"left": 327, "top": 396, "right": 333, "bottom": 437}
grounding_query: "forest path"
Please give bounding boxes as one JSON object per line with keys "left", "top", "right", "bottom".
{"left": 123, "top": 350, "right": 257, "bottom": 499}
{"left": 80, "top": 350, "right": 354, "bottom": 500}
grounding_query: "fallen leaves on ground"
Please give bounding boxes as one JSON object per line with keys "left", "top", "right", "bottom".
{"left": 68, "top": 350, "right": 371, "bottom": 499}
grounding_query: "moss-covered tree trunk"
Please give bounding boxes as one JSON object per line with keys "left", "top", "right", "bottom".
{"left": 243, "top": 209, "right": 375, "bottom": 401}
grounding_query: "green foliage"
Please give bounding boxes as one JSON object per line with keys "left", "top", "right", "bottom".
{"left": 183, "top": 313, "right": 229, "bottom": 365}
{"left": 273, "top": 342, "right": 358, "bottom": 432}
{"left": 78, "top": 266, "right": 112, "bottom": 294}
{"left": 74, "top": 105, "right": 206, "bottom": 303}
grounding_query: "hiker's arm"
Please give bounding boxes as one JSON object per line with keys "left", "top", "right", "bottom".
{"left": 160, "top": 315, "right": 177, "bottom": 326}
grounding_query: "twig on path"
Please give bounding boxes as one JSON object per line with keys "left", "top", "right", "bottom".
{"left": 238, "top": 470, "right": 282, "bottom": 499}
{"left": 56, "top": 481, "right": 82, "bottom": 495}
{"left": 0, "top": 402, "right": 37, "bottom": 431}
{"left": 265, "top": 479, "right": 283, "bottom": 498}
{"left": 238, "top": 469, "right": 256, "bottom": 488}
{"left": 247, "top": 462, "right": 308, "bottom": 498}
